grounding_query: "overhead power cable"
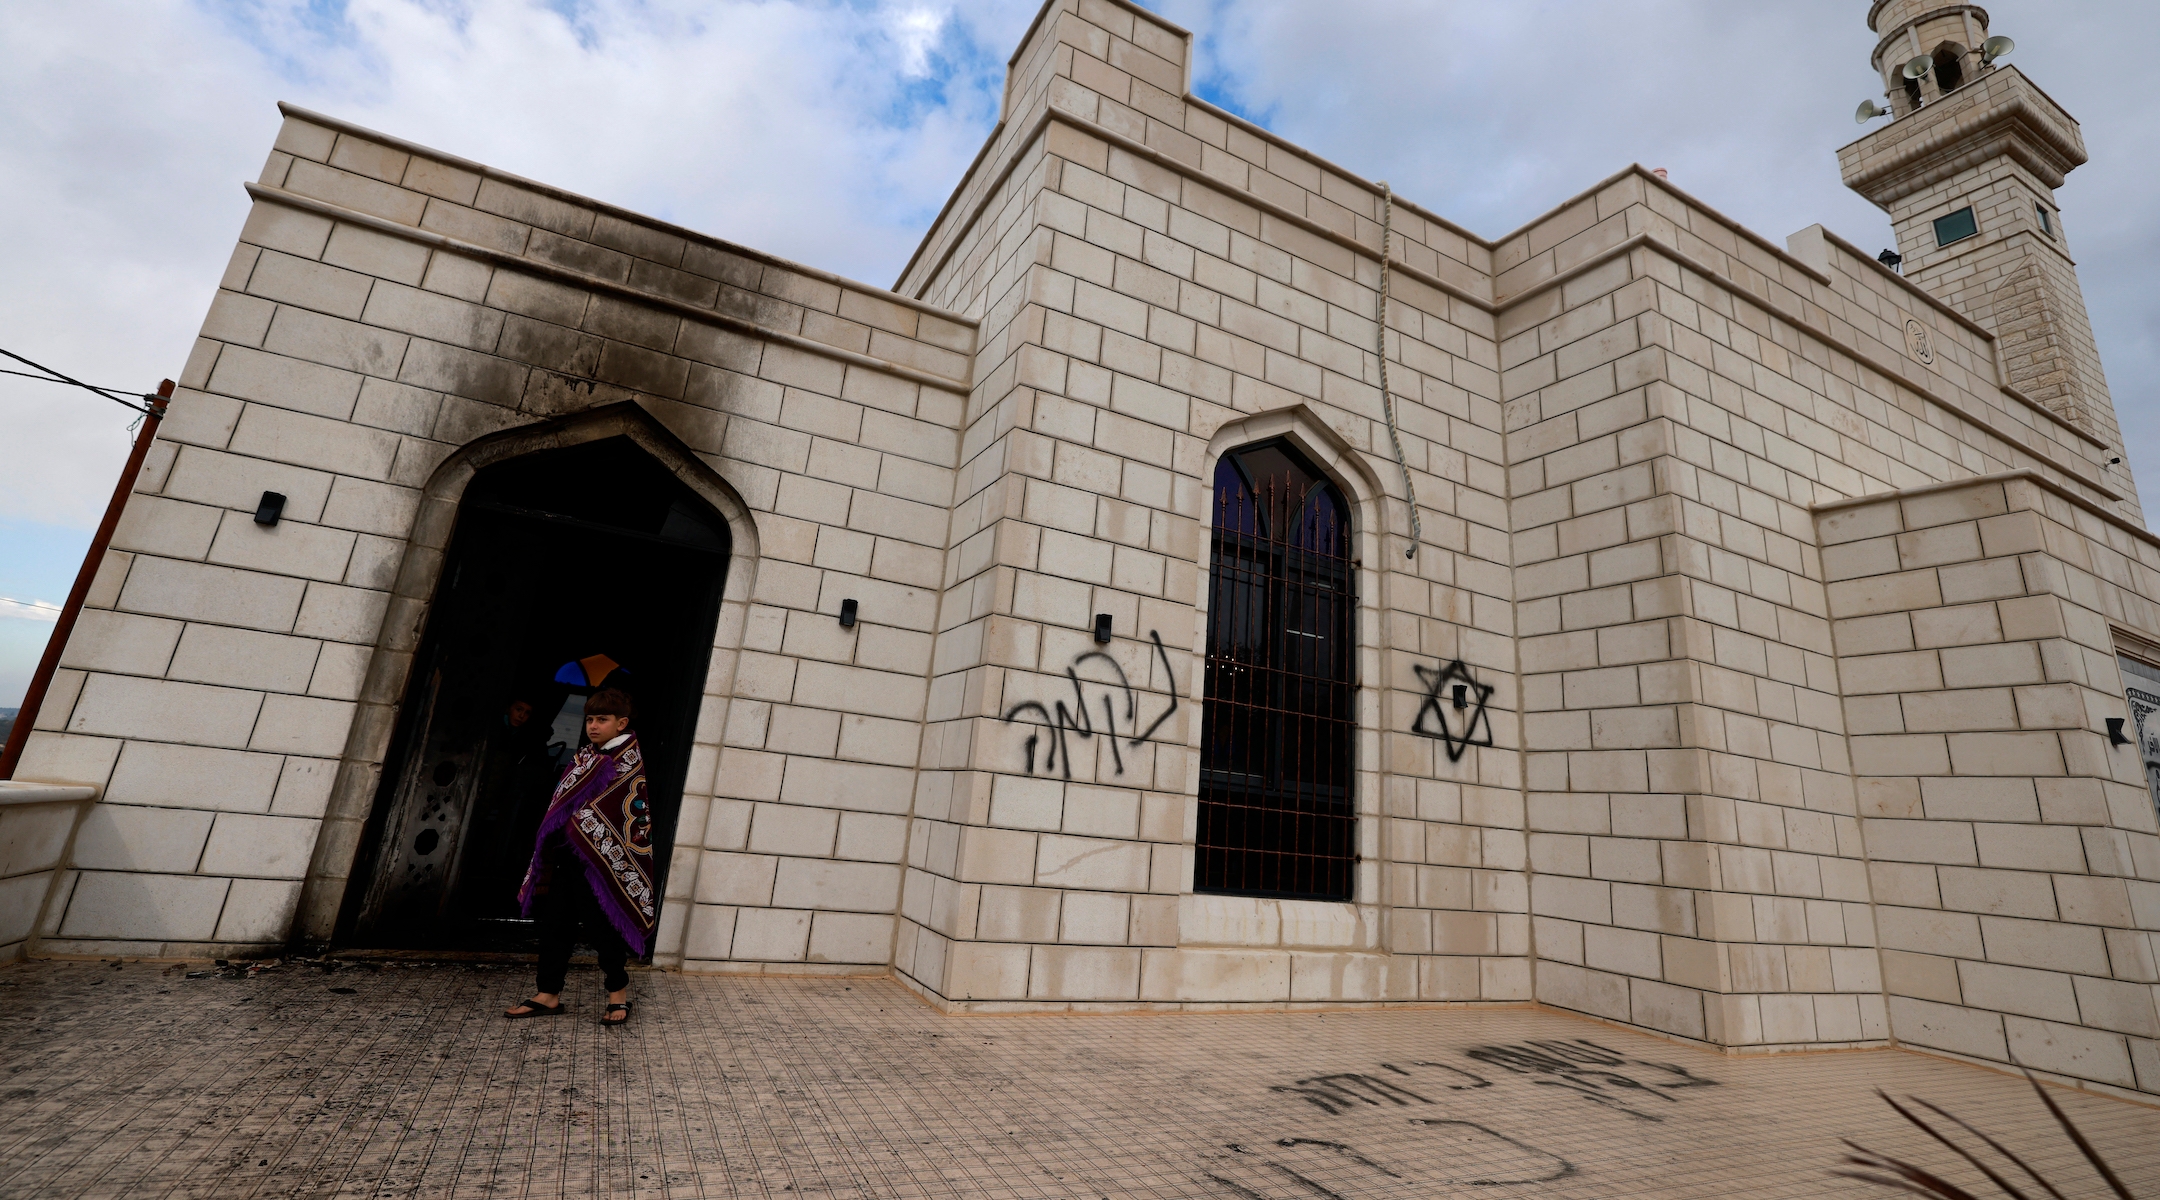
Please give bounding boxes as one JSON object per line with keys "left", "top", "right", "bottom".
{"left": 0, "top": 367, "right": 139, "bottom": 394}
{"left": 0, "top": 348, "right": 153, "bottom": 414}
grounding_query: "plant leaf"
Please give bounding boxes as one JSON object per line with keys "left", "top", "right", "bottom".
{"left": 2021, "top": 1069, "right": 2132, "bottom": 1200}
{"left": 1839, "top": 1139, "right": 1987, "bottom": 1200}
{"left": 1910, "top": 1096, "right": 2067, "bottom": 1200}
{"left": 1879, "top": 1090, "right": 2030, "bottom": 1200}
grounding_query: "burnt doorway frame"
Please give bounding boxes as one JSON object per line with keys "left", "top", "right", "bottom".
{"left": 296, "top": 404, "right": 761, "bottom": 956}
{"left": 340, "top": 438, "right": 728, "bottom": 950}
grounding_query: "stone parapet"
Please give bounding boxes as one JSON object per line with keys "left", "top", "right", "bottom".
{"left": 1841, "top": 68, "right": 2086, "bottom": 207}
{"left": 0, "top": 781, "right": 98, "bottom": 961}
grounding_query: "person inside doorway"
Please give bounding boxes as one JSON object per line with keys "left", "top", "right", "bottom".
{"left": 504, "top": 687, "right": 658, "bottom": 1025}
{"left": 486, "top": 694, "right": 555, "bottom": 800}
{"left": 454, "top": 693, "right": 561, "bottom": 917}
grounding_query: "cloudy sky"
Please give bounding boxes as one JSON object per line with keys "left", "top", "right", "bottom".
{"left": 2, "top": 0, "right": 2156, "bottom": 707}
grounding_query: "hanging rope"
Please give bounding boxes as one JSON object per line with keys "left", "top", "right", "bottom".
{"left": 1375, "top": 183, "right": 1421, "bottom": 559}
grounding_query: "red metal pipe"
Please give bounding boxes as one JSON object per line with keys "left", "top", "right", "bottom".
{"left": 0, "top": 379, "right": 174, "bottom": 779}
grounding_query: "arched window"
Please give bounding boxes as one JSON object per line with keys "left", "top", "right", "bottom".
{"left": 1198, "top": 440, "right": 1357, "bottom": 900}
{"left": 1933, "top": 43, "right": 1966, "bottom": 93}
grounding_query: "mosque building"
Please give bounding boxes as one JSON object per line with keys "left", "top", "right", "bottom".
{"left": 8, "top": 0, "right": 2160, "bottom": 1101}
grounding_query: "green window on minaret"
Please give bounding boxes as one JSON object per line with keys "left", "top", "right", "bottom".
{"left": 1933, "top": 206, "right": 1979, "bottom": 246}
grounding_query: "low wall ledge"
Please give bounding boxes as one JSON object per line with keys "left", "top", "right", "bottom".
{"left": 0, "top": 780, "right": 99, "bottom": 807}
{"left": 1811, "top": 467, "right": 2160, "bottom": 553}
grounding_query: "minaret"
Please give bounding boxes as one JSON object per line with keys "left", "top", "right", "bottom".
{"left": 1840, "top": 2, "right": 2123, "bottom": 459}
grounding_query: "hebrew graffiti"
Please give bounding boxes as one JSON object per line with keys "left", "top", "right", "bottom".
{"left": 1460, "top": 1038, "right": 1718, "bottom": 1122}
{"left": 1002, "top": 630, "right": 1179, "bottom": 779}
{"left": 1199, "top": 1123, "right": 1574, "bottom": 1196}
{"left": 1403, "top": 1120, "right": 1576, "bottom": 1186}
{"left": 1411, "top": 659, "right": 1495, "bottom": 761}
{"left": 1219, "top": 1041, "right": 1716, "bottom": 1194}
{"left": 1270, "top": 1062, "right": 1491, "bottom": 1116}
{"left": 1269, "top": 1042, "right": 1715, "bottom": 1122}
{"left": 1202, "top": 1139, "right": 1398, "bottom": 1200}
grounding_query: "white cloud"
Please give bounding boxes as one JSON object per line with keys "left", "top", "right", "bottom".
{"left": 2, "top": 0, "right": 2156, "bottom": 534}
{"left": 0, "top": 0, "right": 1040, "bottom": 529}
{"left": 890, "top": 6, "right": 954, "bottom": 79}
{"left": 1157, "top": 0, "right": 2160, "bottom": 503}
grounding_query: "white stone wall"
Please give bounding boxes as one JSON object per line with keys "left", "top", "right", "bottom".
{"left": 16, "top": 106, "right": 977, "bottom": 966}
{"left": 14, "top": 0, "right": 2160, "bottom": 1105}
{"left": 891, "top": 0, "right": 1522, "bottom": 1008}
{"left": 1823, "top": 475, "right": 2160, "bottom": 1093}
{"left": 1494, "top": 161, "right": 2137, "bottom": 1051}
{"left": 1503, "top": 188, "right": 1877, "bottom": 1049}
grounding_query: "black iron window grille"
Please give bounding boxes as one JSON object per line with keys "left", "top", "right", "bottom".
{"left": 1198, "top": 441, "right": 1358, "bottom": 900}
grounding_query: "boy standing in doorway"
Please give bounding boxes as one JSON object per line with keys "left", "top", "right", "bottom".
{"left": 504, "top": 688, "right": 657, "bottom": 1025}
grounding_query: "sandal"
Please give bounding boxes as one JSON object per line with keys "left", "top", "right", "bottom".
{"left": 505, "top": 997, "right": 565, "bottom": 1019}
{"left": 600, "top": 1001, "right": 633, "bottom": 1026}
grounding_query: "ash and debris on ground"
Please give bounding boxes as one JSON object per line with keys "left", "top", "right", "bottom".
{"left": 179, "top": 955, "right": 511, "bottom": 981}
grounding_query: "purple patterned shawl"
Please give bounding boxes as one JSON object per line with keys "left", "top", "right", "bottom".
{"left": 517, "top": 733, "right": 657, "bottom": 954}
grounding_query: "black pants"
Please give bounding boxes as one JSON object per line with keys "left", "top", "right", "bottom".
{"left": 534, "top": 866, "right": 631, "bottom": 994}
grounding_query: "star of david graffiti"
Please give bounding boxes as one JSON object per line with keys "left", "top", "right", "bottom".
{"left": 1411, "top": 659, "right": 1495, "bottom": 762}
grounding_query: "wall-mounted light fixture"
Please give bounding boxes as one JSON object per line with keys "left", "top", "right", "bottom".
{"left": 2109, "top": 718, "right": 2133, "bottom": 747}
{"left": 254, "top": 491, "right": 286, "bottom": 526}
{"left": 1451, "top": 684, "right": 1469, "bottom": 711}
{"left": 1093, "top": 614, "right": 1112, "bottom": 644}
{"left": 839, "top": 598, "right": 858, "bottom": 629}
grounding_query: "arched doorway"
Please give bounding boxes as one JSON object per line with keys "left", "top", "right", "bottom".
{"left": 1197, "top": 438, "right": 1357, "bottom": 900}
{"left": 341, "top": 436, "right": 730, "bottom": 950}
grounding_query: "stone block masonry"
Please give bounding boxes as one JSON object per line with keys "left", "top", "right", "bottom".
{"left": 1820, "top": 473, "right": 2160, "bottom": 1092}
{"left": 16, "top": 92, "right": 978, "bottom": 976}
{"left": 9, "top": 0, "right": 2160, "bottom": 1104}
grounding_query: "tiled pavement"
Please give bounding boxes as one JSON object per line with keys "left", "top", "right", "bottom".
{"left": 2, "top": 960, "right": 2157, "bottom": 1198}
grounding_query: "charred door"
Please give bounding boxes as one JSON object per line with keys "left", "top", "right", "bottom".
{"left": 1197, "top": 441, "right": 1357, "bottom": 900}
{"left": 343, "top": 437, "right": 728, "bottom": 951}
